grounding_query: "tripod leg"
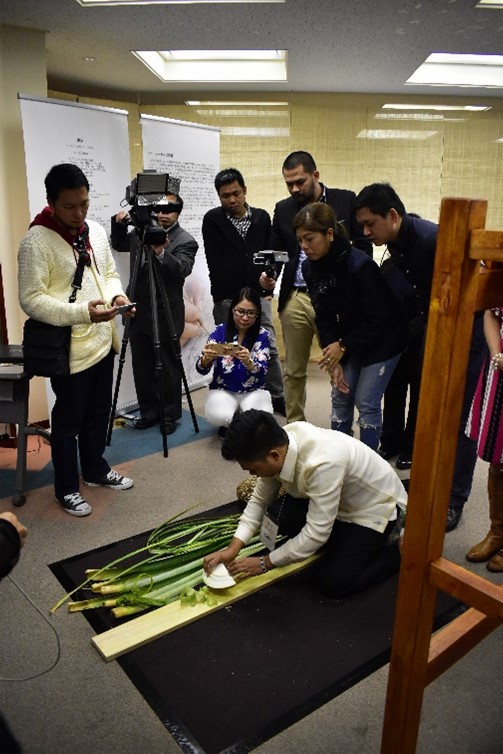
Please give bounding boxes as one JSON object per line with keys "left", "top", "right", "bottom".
{"left": 146, "top": 247, "right": 169, "bottom": 457}
{"left": 107, "top": 237, "right": 144, "bottom": 446}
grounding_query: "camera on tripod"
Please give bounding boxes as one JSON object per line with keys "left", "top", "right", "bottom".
{"left": 125, "top": 171, "right": 182, "bottom": 246}
{"left": 253, "top": 250, "right": 289, "bottom": 279}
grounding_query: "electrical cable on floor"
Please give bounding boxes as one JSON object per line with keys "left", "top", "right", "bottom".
{"left": 0, "top": 575, "right": 61, "bottom": 681}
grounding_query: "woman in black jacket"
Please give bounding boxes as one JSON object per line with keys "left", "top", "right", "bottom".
{"left": 293, "top": 202, "right": 407, "bottom": 450}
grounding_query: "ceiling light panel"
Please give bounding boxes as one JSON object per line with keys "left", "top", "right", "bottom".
{"left": 78, "top": 0, "right": 284, "bottom": 6}
{"left": 382, "top": 104, "right": 491, "bottom": 111}
{"left": 357, "top": 130, "right": 438, "bottom": 140}
{"left": 406, "top": 53, "right": 503, "bottom": 88}
{"left": 133, "top": 49, "right": 287, "bottom": 82}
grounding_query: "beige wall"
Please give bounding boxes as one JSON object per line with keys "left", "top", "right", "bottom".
{"left": 1, "top": 25, "right": 48, "bottom": 420}
{"left": 49, "top": 91, "right": 503, "bottom": 228}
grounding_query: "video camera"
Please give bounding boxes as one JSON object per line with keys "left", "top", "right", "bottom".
{"left": 253, "top": 250, "right": 289, "bottom": 279}
{"left": 124, "top": 171, "right": 182, "bottom": 246}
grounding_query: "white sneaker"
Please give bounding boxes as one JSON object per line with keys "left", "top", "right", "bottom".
{"left": 56, "top": 492, "right": 92, "bottom": 517}
{"left": 84, "top": 469, "right": 134, "bottom": 490}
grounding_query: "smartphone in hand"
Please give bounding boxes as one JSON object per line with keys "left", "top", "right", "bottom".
{"left": 115, "top": 302, "right": 136, "bottom": 315}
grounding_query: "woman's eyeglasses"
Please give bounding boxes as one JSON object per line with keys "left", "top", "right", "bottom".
{"left": 233, "top": 308, "right": 258, "bottom": 319}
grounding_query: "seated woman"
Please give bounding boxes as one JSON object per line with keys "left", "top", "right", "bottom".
{"left": 196, "top": 287, "right": 273, "bottom": 436}
{"left": 293, "top": 202, "right": 407, "bottom": 450}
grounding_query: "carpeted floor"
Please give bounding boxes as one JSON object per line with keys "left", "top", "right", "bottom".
{"left": 1, "top": 364, "right": 502, "bottom": 754}
{"left": 49, "top": 503, "right": 462, "bottom": 754}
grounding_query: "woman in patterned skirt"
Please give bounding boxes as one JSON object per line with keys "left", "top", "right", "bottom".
{"left": 465, "top": 307, "right": 503, "bottom": 571}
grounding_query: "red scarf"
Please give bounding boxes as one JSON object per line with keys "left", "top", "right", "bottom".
{"left": 30, "top": 206, "right": 88, "bottom": 246}
{"left": 30, "top": 207, "right": 91, "bottom": 267}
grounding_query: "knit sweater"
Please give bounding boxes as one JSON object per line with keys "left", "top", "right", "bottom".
{"left": 18, "top": 219, "right": 125, "bottom": 374}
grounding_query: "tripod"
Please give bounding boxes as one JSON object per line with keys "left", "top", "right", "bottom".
{"left": 107, "top": 232, "right": 199, "bottom": 457}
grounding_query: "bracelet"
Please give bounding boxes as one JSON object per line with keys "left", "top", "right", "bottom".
{"left": 259, "top": 555, "right": 268, "bottom": 573}
{"left": 339, "top": 339, "right": 347, "bottom": 353}
{"left": 491, "top": 353, "right": 503, "bottom": 371}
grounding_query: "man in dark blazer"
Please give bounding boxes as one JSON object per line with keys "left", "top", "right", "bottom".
{"left": 202, "top": 168, "right": 285, "bottom": 415}
{"left": 111, "top": 191, "right": 198, "bottom": 433}
{"left": 270, "top": 151, "right": 371, "bottom": 423}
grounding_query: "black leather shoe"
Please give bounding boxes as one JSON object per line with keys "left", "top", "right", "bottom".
{"left": 130, "top": 417, "right": 159, "bottom": 429}
{"left": 446, "top": 506, "right": 463, "bottom": 532}
{"left": 272, "top": 396, "right": 286, "bottom": 417}
{"left": 161, "top": 421, "right": 177, "bottom": 435}
{"left": 377, "top": 447, "right": 400, "bottom": 461}
{"left": 396, "top": 454, "right": 412, "bottom": 470}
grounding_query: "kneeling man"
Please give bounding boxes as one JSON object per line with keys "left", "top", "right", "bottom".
{"left": 204, "top": 409, "right": 406, "bottom": 598}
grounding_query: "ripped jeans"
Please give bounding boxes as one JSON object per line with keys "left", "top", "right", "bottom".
{"left": 331, "top": 354, "right": 401, "bottom": 451}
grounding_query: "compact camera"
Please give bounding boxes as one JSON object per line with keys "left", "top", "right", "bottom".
{"left": 253, "top": 250, "right": 289, "bottom": 279}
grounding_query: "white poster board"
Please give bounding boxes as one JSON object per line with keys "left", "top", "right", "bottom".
{"left": 19, "top": 94, "right": 136, "bottom": 411}
{"left": 140, "top": 114, "right": 220, "bottom": 388}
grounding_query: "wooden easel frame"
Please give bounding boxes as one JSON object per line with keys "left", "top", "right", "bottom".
{"left": 381, "top": 198, "right": 503, "bottom": 753}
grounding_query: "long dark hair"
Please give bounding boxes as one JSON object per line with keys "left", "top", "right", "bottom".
{"left": 225, "top": 287, "right": 262, "bottom": 346}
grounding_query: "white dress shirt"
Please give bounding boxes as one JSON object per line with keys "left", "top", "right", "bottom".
{"left": 234, "top": 421, "right": 407, "bottom": 567}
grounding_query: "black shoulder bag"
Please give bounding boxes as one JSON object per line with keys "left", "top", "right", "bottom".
{"left": 22, "top": 231, "right": 90, "bottom": 378}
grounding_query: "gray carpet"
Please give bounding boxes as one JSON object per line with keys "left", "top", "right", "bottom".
{"left": 1, "top": 364, "right": 502, "bottom": 754}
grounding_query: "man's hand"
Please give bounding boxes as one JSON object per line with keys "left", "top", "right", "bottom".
{"left": 112, "top": 295, "right": 135, "bottom": 319}
{"left": 114, "top": 210, "right": 130, "bottom": 224}
{"left": 259, "top": 271, "right": 276, "bottom": 292}
{"left": 203, "top": 541, "right": 243, "bottom": 574}
{"left": 228, "top": 556, "right": 270, "bottom": 578}
{"left": 88, "top": 299, "right": 117, "bottom": 322}
{"left": 0, "top": 512, "right": 28, "bottom": 546}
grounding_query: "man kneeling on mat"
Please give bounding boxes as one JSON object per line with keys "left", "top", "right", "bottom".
{"left": 203, "top": 409, "right": 407, "bottom": 598}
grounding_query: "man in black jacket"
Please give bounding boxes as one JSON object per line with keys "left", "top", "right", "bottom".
{"left": 202, "top": 168, "right": 285, "bottom": 415}
{"left": 111, "top": 190, "right": 198, "bottom": 433}
{"left": 355, "top": 182, "right": 486, "bottom": 532}
{"left": 270, "top": 151, "right": 371, "bottom": 423}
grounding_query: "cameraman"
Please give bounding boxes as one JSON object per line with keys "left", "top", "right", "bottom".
{"left": 111, "top": 190, "right": 198, "bottom": 433}
{"left": 202, "top": 168, "right": 286, "bottom": 416}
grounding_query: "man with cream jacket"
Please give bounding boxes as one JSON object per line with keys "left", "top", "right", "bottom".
{"left": 18, "top": 163, "right": 134, "bottom": 517}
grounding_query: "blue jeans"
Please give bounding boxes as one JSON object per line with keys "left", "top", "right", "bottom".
{"left": 331, "top": 354, "right": 401, "bottom": 450}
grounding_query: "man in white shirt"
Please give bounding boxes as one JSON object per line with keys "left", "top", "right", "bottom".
{"left": 203, "top": 409, "right": 406, "bottom": 598}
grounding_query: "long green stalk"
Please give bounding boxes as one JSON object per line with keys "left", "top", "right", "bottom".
{"left": 54, "top": 509, "right": 281, "bottom": 620}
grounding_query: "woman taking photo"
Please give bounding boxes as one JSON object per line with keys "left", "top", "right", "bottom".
{"left": 293, "top": 202, "right": 406, "bottom": 450}
{"left": 196, "top": 287, "right": 273, "bottom": 437}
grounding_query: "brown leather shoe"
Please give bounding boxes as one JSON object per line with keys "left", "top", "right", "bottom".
{"left": 466, "top": 531, "right": 503, "bottom": 562}
{"left": 487, "top": 548, "right": 503, "bottom": 572}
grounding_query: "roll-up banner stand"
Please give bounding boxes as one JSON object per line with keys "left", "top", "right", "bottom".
{"left": 140, "top": 114, "right": 220, "bottom": 389}
{"left": 18, "top": 94, "right": 136, "bottom": 412}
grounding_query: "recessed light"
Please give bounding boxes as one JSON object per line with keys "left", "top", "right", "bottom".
{"left": 382, "top": 104, "right": 491, "bottom": 112}
{"left": 357, "top": 129, "right": 438, "bottom": 140}
{"left": 133, "top": 49, "right": 287, "bottom": 82}
{"left": 475, "top": 0, "right": 503, "bottom": 7}
{"left": 406, "top": 53, "right": 503, "bottom": 89}
{"left": 185, "top": 100, "right": 289, "bottom": 106}
{"left": 77, "top": 0, "right": 284, "bottom": 5}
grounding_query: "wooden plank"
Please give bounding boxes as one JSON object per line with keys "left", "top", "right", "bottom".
{"left": 469, "top": 229, "right": 503, "bottom": 261}
{"left": 426, "top": 608, "right": 501, "bottom": 686}
{"left": 381, "top": 198, "right": 488, "bottom": 754}
{"left": 92, "top": 554, "right": 320, "bottom": 661}
{"left": 475, "top": 267, "right": 503, "bottom": 312}
{"left": 429, "top": 557, "right": 503, "bottom": 619}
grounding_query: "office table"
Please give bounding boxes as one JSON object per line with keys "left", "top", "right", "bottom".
{"left": 0, "top": 345, "right": 51, "bottom": 506}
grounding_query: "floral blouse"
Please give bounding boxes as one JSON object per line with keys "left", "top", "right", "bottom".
{"left": 195, "top": 323, "right": 270, "bottom": 394}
